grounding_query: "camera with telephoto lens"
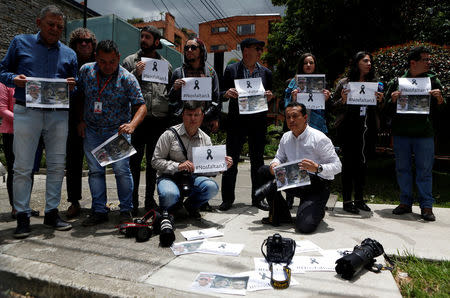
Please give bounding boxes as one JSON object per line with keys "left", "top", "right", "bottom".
{"left": 335, "top": 238, "right": 384, "bottom": 280}
{"left": 254, "top": 180, "right": 277, "bottom": 202}
{"left": 159, "top": 211, "right": 176, "bottom": 247}
{"left": 119, "top": 218, "right": 153, "bottom": 242}
{"left": 174, "top": 171, "right": 193, "bottom": 198}
{"left": 264, "top": 233, "right": 296, "bottom": 264}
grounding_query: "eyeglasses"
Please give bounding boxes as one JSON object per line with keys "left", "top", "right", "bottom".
{"left": 76, "top": 38, "right": 93, "bottom": 44}
{"left": 184, "top": 45, "right": 199, "bottom": 51}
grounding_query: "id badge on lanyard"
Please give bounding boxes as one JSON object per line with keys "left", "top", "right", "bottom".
{"left": 360, "top": 106, "right": 367, "bottom": 116}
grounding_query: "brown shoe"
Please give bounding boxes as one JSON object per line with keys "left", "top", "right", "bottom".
{"left": 67, "top": 202, "right": 81, "bottom": 218}
{"left": 421, "top": 208, "right": 436, "bottom": 222}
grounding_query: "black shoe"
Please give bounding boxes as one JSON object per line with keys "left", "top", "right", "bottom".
{"left": 343, "top": 203, "right": 360, "bottom": 214}
{"left": 82, "top": 212, "right": 109, "bottom": 226}
{"left": 14, "top": 213, "right": 31, "bottom": 239}
{"left": 392, "top": 204, "right": 412, "bottom": 215}
{"left": 199, "top": 202, "right": 213, "bottom": 212}
{"left": 66, "top": 202, "right": 81, "bottom": 219}
{"left": 219, "top": 201, "right": 233, "bottom": 211}
{"left": 355, "top": 201, "right": 371, "bottom": 212}
{"left": 131, "top": 207, "right": 139, "bottom": 217}
{"left": 119, "top": 211, "right": 133, "bottom": 225}
{"left": 252, "top": 199, "right": 269, "bottom": 211}
{"left": 421, "top": 208, "right": 436, "bottom": 222}
{"left": 186, "top": 207, "right": 202, "bottom": 220}
{"left": 44, "top": 209, "right": 72, "bottom": 231}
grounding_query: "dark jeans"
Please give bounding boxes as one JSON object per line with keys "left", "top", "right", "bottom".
{"left": 221, "top": 114, "right": 267, "bottom": 203}
{"left": 130, "top": 116, "right": 170, "bottom": 210}
{"left": 66, "top": 116, "right": 84, "bottom": 203}
{"left": 258, "top": 165, "right": 330, "bottom": 233}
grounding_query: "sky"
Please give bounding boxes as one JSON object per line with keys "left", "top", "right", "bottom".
{"left": 85, "top": 0, "right": 286, "bottom": 33}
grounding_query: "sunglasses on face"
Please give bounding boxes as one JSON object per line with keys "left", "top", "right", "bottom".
{"left": 76, "top": 38, "right": 93, "bottom": 44}
{"left": 184, "top": 45, "right": 199, "bottom": 51}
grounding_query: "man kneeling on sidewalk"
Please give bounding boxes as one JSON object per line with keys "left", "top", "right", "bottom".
{"left": 151, "top": 101, "right": 232, "bottom": 219}
{"left": 256, "top": 102, "right": 341, "bottom": 233}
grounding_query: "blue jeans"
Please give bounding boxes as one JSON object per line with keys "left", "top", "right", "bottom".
{"left": 393, "top": 136, "right": 434, "bottom": 208}
{"left": 157, "top": 175, "right": 219, "bottom": 210}
{"left": 12, "top": 104, "right": 68, "bottom": 214}
{"left": 84, "top": 126, "right": 133, "bottom": 213}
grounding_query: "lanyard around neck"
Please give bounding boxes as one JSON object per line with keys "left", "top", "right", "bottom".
{"left": 96, "top": 73, "right": 113, "bottom": 102}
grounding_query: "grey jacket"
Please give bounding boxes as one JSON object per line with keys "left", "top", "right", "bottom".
{"left": 122, "top": 50, "right": 173, "bottom": 118}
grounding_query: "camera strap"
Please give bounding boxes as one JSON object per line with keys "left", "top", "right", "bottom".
{"left": 168, "top": 127, "right": 188, "bottom": 160}
{"left": 261, "top": 239, "right": 295, "bottom": 290}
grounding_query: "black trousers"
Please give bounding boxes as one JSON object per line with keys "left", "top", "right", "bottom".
{"left": 341, "top": 136, "right": 366, "bottom": 204}
{"left": 258, "top": 165, "right": 330, "bottom": 234}
{"left": 2, "top": 133, "right": 14, "bottom": 207}
{"left": 66, "top": 115, "right": 84, "bottom": 203}
{"left": 221, "top": 114, "right": 266, "bottom": 203}
{"left": 130, "top": 116, "right": 170, "bottom": 210}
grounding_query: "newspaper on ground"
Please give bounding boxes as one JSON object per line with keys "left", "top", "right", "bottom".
{"left": 91, "top": 133, "right": 136, "bottom": 167}
{"left": 197, "top": 240, "right": 244, "bottom": 256}
{"left": 170, "top": 240, "right": 205, "bottom": 255}
{"left": 242, "top": 270, "right": 299, "bottom": 292}
{"left": 254, "top": 257, "right": 305, "bottom": 274}
{"left": 274, "top": 160, "right": 311, "bottom": 191}
{"left": 181, "top": 77, "right": 212, "bottom": 101}
{"left": 193, "top": 145, "right": 227, "bottom": 174}
{"left": 234, "top": 77, "right": 268, "bottom": 114}
{"left": 295, "top": 74, "right": 326, "bottom": 109}
{"left": 181, "top": 227, "right": 224, "bottom": 241}
{"left": 25, "top": 77, "right": 69, "bottom": 109}
{"left": 141, "top": 57, "right": 169, "bottom": 84}
{"left": 396, "top": 77, "right": 432, "bottom": 114}
{"left": 295, "top": 240, "right": 322, "bottom": 253}
{"left": 291, "top": 255, "right": 337, "bottom": 272}
{"left": 346, "top": 82, "right": 378, "bottom": 105}
{"left": 191, "top": 272, "right": 249, "bottom": 295}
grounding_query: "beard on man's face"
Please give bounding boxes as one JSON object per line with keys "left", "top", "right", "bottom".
{"left": 141, "top": 42, "right": 156, "bottom": 53}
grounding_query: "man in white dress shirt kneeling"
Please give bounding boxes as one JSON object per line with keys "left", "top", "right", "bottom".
{"left": 256, "top": 102, "right": 342, "bottom": 233}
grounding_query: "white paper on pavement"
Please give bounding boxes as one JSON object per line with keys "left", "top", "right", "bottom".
{"left": 295, "top": 74, "right": 326, "bottom": 109}
{"left": 181, "top": 77, "right": 212, "bottom": 101}
{"left": 396, "top": 77, "right": 431, "bottom": 114}
{"left": 295, "top": 240, "right": 322, "bottom": 253}
{"left": 319, "top": 248, "right": 353, "bottom": 260}
{"left": 254, "top": 257, "right": 305, "bottom": 274}
{"left": 193, "top": 145, "right": 227, "bottom": 174}
{"left": 234, "top": 78, "right": 267, "bottom": 114}
{"left": 91, "top": 133, "right": 136, "bottom": 167}
{"left": 241, "top": 270, "right": 299, "bottom": 292}
{"left": 197, "top": 240, "right": 244, "bottom": 256}
{"left": 291, "top": 255, "right": 337, "bottom": 272}
{"left": 181, "top": 228, "right": 224, "bottom": 240}
{"left": 190, "top": 272, "right": 249, "bottom": 295}
{"left": 25, "top": 77, "right": 69, "bottom": 109}
{"left": 170, "top": 240, "right": 204, "bottom": 255}
{"left": 274, "top": 160, "right": 311, "bottom": 191}
{"left": 141, "top": 57, "right": 169, "bottom": 84}
{"left": 347, "top": 82, "right": 378, "bottom": 105}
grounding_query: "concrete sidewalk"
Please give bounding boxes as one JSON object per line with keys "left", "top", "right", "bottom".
{"left": 0, "top": 161, "right": 448, "bottom": 297}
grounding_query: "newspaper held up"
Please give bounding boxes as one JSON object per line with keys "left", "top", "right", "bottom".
{"left": 91, "top": 133, "right": 136, "bottom": 167}
{"left": 295, "top": 74, "right": 326, "bottom": 109}
{"left": 234, "top": 77, "right": 268, "bottom": 114}
{"left": 25, "top": 77, "right": 69, "bottom": 109}
{"left": 346, "top": 82, "right": 378, "bottom": 106}
{"left": 397, "top": 77, "right": 432, "bottom": 114}
{"left": 274, "top": 160, "right": 311, "bottom": 191}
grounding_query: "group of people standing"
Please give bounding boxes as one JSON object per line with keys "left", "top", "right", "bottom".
{"left": 0, "top": 5, "right": 444, "bottom": 239}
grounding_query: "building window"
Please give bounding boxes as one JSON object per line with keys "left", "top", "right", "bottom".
{"left": 211, "top": 26, "right": 228, "bottom": 34}
{"left": 237, "top": 24, "right": 255, "bottom": 36}
{"left": 174, "top": 34, "right": 182, "bottom": 47}
{"left": 211, "top": 44, "right": 228, "bottom": 52}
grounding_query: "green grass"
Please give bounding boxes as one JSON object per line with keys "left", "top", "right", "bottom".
{"left": 392, "top": 253, "right": 450, "bottom": 297}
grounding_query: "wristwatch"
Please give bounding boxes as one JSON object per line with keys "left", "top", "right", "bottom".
{"left": 316, "top": 164, "right": 323, "bottom": 174}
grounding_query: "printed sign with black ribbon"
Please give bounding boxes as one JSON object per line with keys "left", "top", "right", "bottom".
{"left": 192, "top": 145, "right": 227, "bottom": 173}
{"left": 181, "top": 77, "right": 212, "bottom": 101}
{"left": 347, "top": 82, "right": 378, "bottom": 105}
{"left": 141, "top": 57, "right": 169, "bottom": 84}
{"left": 397, "top": 77, "right": 431, "bottom": 114}
{"left": 295, "top": 74, "right": 326, "bottom": 109}
{"left": 234, "top": 77, "right": 268, "bottom": 114}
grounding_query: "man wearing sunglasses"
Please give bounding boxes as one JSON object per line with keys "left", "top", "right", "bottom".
{"left": 219, "top": 38, "right": 273, "bottom": 211}
{"left": 122, "top": 26, "right": 172, "bottom": 215}
{"left": 65, "top": 28, "right": 97, "bottom": 218}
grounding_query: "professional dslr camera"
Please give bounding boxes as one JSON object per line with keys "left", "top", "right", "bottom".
{"left": 335, "top": 238, "right": 385, "bottom": 280}
{"left": 118, "top": 210, "right": 160, "bottom": 242}
{"left": 261, "top": 233, "right": 296, "bottom": 264}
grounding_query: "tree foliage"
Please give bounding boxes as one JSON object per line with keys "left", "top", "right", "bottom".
{"left": 127, "top": 17, "right": 144, "bottom": 25}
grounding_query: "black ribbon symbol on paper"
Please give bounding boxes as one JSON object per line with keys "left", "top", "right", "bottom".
{"left": 198, "top": 231, "right": 204, "bottom": 235}
{"left": 308, "top": 92, "right": 314, "bottom": 102}
{"left": 194, "top": 80, "right": 200, "bottom": 89}
{"left": 246, "top": 80, "right": 252, "bottom": 88}
{"left": 412, "top": 79, "right": 418, "bottom": 85}
{"left": 310, "top": 258, "right": 319, "bottom": 264}
{"left": 219, "top": 244, "right": 226, "bottom": 249}
{"left": 206, "top": 149, "right": 213, "bottom": 160}
{"left": 259, "top": 272, "right": 270, "bottom": 280}
{"left": 152, "top": 61, "right": 158, "bottom": 71}
{"left": 359, "top": 84, "right": 366, "bottom": 94}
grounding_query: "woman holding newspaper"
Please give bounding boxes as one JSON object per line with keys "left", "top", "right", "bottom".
{"left": 331, "top": 51, "right": 384, "bottom": 214}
